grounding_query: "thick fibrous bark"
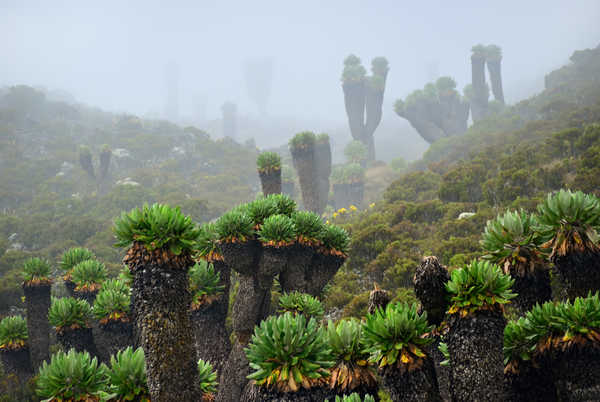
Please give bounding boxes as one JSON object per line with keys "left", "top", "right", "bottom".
{"left": 510, "top": 268, "right": 552, "bottom": 314}
{"left": 217, "top": 340, "right": 252, "bottom": 402}
{"left": 72, "top": 289, "right": 98, "bottom": 305}
{"left": 429, "top": 338, "right": 451, "bottom": 402}
{"left": 127, "top": 244, "right": 200, "bottom": 401}
{"left": 314, "top": 141, "right": 332, "bottom": 214}
{"left": 413, "top": 256, "right": 450, "bottom": 327}
{"left": 218, "top": 276, "right": 271, "bottom": 402}
{"left": 23, "top": 284, "right": 50, "bottom": 370}
{"left": 343, "top": 81, "right": 366, "bottom": 145}
{"left": 191, "top": 301, "right": 231, "bottom": 376}
{"left": 279, "top": 244, "right": 315, "bottom": 294}
{"left": 64, "top": 279, "right": 76, "bottom": 297}
{"left": 367, "top": 285, "right": 390, "bottom": 314}
{"left": 217, "top": 241, "right": 286, "bottom": 402}
{"left": 57, "top": 327, "right": 98, "bottom": 356}
{"left": 241, "top": 382, "right": 335, "bottom": 402}
{"left": 218, "top": 240, "right": 262, "bottom": 277}
{"left": 291, "top": 146, "right": 319, "bottom": 213}
{"left": 505, "top": 358, "right": 557, "bottom": 402}
{"left": 259, "top": 170, "right": 282, "bottom": 196}
{"left": 305, "top": 253, "right": 346, "bottom": 297}
{"left": 552, "top": 251, "right": 600, "bottom": 300}
{"left": 470, "top": 54, "right": 488, "bottom": 122}
{"left": 486, "top": 59, "right": 504, "bottom": 104}
{"left": 0, "top": 348, "right": 33, "bottom": 381}
{"left": 553, "top": 346, "right": 600, "bottom": 401}
{"left": 95, "top": 320, "right": 134, "bottom": 364}
{"left": 446, "top": 311, "right": 506, "bottom": 402}
{"left": 380, "top": 358, "right": 441, "bottom": 402}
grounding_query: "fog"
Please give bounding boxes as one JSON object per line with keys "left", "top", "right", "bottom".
{"left": 1, "top": 0, "right": 599, "bottom": 154}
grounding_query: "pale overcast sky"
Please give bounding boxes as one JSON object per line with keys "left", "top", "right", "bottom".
{"left": 1, "top": 0, "right": 599, "bottom": 123}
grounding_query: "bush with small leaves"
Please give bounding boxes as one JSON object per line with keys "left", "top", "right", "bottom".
{"left": 22, "top": 257, "right": 52, "bottom": 285}
{"left": 278, "top": 291, "right": 324, "bottom": 320}
{"left": 100, "top": 347, "right": 150, "bottom": 401}
{"left": 0, "top": 316, "right": 28, "bottom": 350}
{"left": 36, "top": 349, "right": 108, "bottom": 401}
{"left": 245, "top": 312, "right": 334, "bottom": 392}
{"left": 446, "top": 260, "right": 516, "bottom": 317}
{"left": 71, "top": 259, "right": 107, "bottom": 292}
{"left": 197, "top": 358, "right": 218, "bottom": 395}
{"left": 48, "top": 297, "right": 92, "bottom": 331}
{"left": 258, "top": 214, "right": 296, "bottom": 246}
{"left": 113, "top": 203, "right": 201, "bottom": 255}
{"left": 93, "top": 289, "right": 130, "bottom": 324}
{"left": 215, "top": 210, "right": 255, "bottom": 242}
{"left": 362, "top": 303, "right": 433, "bottom": 371}
{"left": 189, "top": 262, "right": 225, "bottom": 308}
{"left": 257, "top": 152, "right": 281, "bottom": 174}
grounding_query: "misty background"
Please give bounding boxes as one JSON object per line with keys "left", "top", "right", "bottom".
{"left": 2, "top": 0, "right": 599, "bottom": 160}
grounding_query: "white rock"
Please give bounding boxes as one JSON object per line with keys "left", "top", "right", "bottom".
{"left": 458, "top": 212, "right": 476, "bottom": 219}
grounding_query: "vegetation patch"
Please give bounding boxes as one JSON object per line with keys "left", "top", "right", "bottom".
{"left": 0, "top": 316, "right": 28, "bottom": 350}
{"left": 446, "top": 260, "right": 516, "bottom": 317}
{"left": 48, "top": 297, "right": 92, "bottom": 332}
{"left": 363, "top": 303, "right": 433, "bottom": 371}
{"left": 278, "top": 291, "right": 324, "bottom": 320}
{"left": 22, "top": 257, "right": 52, "bottom": 286}
{"left": 189, "top": 262, "right": 225, "bottom": 309}
{"left": 114, "top": 203, "right": 201, "bottom": 255}
{"left": 246, "top": 312, "right": 334, "bottom": 392}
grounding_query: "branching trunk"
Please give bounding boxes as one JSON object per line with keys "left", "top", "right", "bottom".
{"left": 486, "top": 60, "right": 505, "bottom": 104}
{"left": 470, "top": 55, "right": 488, "bottom": 122}
{"left": 342, "top": 81, "right": 366, "bottom": 144}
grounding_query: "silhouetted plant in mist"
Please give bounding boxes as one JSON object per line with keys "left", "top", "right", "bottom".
{"left": 485, "top": 45, "right": 505, "bottom": 104}
{"left": 394, "top": 77, "right": 469, "bottom": 144}
{"left": 222, "top": 101, "right": 237, "bottom": 139}
{"left": 342, "top": 55, "right": 389, "bottom": 161}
